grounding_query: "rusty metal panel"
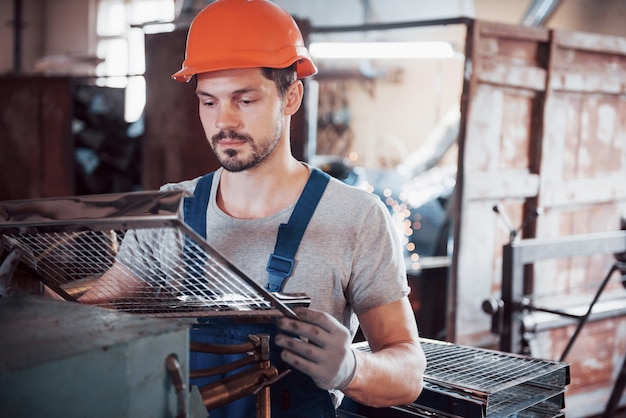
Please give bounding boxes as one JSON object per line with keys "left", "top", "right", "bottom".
{"left": 0, "top": 77, "right": 74, "bottom": 200}
{"left": 530, "top": 29, "right": 626, "bottom": 417}
{"left": 453, "top": 21, "right": 550, "bottom": 348}
{"left": 455, "top": 21, "right": 626, "bottom": 417}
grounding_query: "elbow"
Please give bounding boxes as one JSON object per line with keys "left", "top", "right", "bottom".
{"left": 370, "top": 344, "right": 427, "bottom": 407}
{"left": 400, "top": 376, "right": 424, "bottom": 405}
{"left": 399, "top": 344, "right": 427, "bottom": 405}
{"left": 364, "top": 374, "right": 423, "bottom": 408}
{"left": 345, "top": 340, "right": 427, "bottom": 408}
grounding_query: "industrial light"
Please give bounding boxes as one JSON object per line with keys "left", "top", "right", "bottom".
{"left": 142, "top": 23, "right": 176, "bottom": 34}
{"left": 309, "top": 41, "right": 455, "bottom": 59}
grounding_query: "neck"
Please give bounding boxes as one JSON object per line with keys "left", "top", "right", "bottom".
{"left": 217, "top": 156, "right": 310, "bottom": 219}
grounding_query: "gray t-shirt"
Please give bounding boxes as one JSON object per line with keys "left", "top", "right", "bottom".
{"left": 161, "top": 166, "right": 409, "bottom": 339}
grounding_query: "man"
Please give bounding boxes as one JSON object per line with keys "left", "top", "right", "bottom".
{"left": 84, "top": 0, "right": 425, "bottom": 416}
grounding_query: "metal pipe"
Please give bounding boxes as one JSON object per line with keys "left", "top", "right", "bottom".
{"left": 514, "top": 263, "right": 626, "bottom": 361}
{"left": 520, "top": 0, "right": 562, "bottom": 27}
{"left": 13, "top": 0, "right": 23, "bottom": 74}
{"left": 311, "top": 17, "right": 472, "bottom": 34}
{"left": 559, "top": 263, "right": 622, "bottom": 361}
{"left": 199, "top": 367, "right": 278, "bottom": 411}
{"left": 166, "top": 354, "right": 189, "bottom": 418}
{"left": 524, "top": 298, "right": 626, "bottom": 333}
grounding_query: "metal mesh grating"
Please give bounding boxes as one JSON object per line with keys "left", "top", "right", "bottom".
{"left": 421, "top": 339, "right": 569, "bottom": 395}
{"left": 0, "top": 191, "right": 307, "bottom": 319}
{"left": 353, "top": 339, "right": 569, "bottom": 417}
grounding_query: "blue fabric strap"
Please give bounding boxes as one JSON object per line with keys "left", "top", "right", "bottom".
{"left": 182, "top": 172, "right": 214, "bottom": 294}
{"left": 183, "top": 172, "right": 214, "bottom": 240}
{"left": 265, "top": 168, "right": 330, "bottom": 292}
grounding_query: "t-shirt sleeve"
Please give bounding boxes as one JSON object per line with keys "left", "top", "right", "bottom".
{"left": 348, "top": 197, "right": 410, "bottom": 315}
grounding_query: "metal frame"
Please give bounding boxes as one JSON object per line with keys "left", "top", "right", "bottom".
{"left": 500, "top": 230, "right": 626, "bottom": 354}
{"left": 0, "top": 190, "right": 303, "bottom": 320}
{"left": 348, "top": 338, "right": 569, "bottom": 417}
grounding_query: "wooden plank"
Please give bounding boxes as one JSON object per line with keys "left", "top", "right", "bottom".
{"left": 540, "top": 175, "right": 626, "bottom": 206}
{"left": 475, "top": 61, "right": 546, "bottom": 90}
{"left": 553, "top": 29, "right": 626, "bottom": 55}
{"left": 0, "top": 80, "right": 40, "bottom": 199}
{"left": 511, "top": 230, "right": 626, "bottom": 264}
{"left": 549, "top": 70, "right": 626, "bottom": 94}
{"left": 464, "top": 171, "right": 539, "bottom": 200}
{"left": 455, "top": 199, "right": 501, "bottom": 342}
{"left": 463, "top": 86, "right": 538, "bottom": 171}
{"left": 477, "top": 20, "right": 549, "bottom": 42}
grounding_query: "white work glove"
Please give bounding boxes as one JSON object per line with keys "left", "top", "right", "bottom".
{"left": 275, "top": 307, "right": 357, "bottom": 391}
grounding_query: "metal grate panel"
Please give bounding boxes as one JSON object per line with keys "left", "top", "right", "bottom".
{"left": 353, "top": 339, "right": 570, "bottom": 417}
{"left": 0, "top": 191, "right": 307, "bottom": 319}
{"left": 421, "top": 339, "right": 569, "bottom": 395}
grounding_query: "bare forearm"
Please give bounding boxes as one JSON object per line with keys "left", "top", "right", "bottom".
{"left": 78, "top": 262, "right": 143, "bottom": 305}
{"left": 343, "top": 342, "right": 425, "bottom": 407}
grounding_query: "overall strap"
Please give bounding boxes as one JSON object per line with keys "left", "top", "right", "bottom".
{"left": 183, "top": 172, "right": 214, "bottom": 239}
{"left": 266, "top": 168, "right": 330, "bottom": 292}
{"left": 182, "top": 172, "right": 215, "bottom": 293}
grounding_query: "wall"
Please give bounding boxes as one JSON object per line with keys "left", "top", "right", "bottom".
{"left": 0, "top": 0, "right": 96, "bottom": 76}
{"left": 475, "top": 0, "right": 626, "bottom": 37}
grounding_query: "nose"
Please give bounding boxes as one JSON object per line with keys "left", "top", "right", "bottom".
{"left": 215, "top": 103, "right": 240, "bottom": 130}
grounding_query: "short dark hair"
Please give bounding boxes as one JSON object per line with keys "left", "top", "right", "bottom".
{"left": 261, "top": 63, "right": 298, "bottom": 98}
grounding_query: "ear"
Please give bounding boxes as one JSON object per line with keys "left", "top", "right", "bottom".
{"left": 283, "top": 80, "right": 304, "bottom": 116}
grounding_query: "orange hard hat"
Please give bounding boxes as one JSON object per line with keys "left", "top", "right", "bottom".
{"left": 171, "top": 0, "right": 318, "bottom": 82}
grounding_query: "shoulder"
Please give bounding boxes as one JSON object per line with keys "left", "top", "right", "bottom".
{"left": 323, "top": 176, "right": 386, "bottom": 212}
{"left": 159, "top": 178, "right": 200, "bottom": 194}
{"left": 315, "top": 176, "right": 392, "bottom": 233}
{"left": 158, "top": 170, "right": 221, "bottom": 195}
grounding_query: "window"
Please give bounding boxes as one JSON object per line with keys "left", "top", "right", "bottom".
{"left": 96, "top": 0, "right": 175, "bottom": 122}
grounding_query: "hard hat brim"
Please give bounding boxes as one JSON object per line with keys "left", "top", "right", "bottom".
{"left": 171, "top": 57, "right": 318, "bottom": 83}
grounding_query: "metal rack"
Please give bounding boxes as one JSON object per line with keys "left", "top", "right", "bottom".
{"left": 347, "top": 339, "right": 570, "bottom": 417}
{"left": 0, "top": 190, "right": 308, "bottom": 319}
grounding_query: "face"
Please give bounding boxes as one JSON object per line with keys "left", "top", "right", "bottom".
{"left": 195, "top": 68, "right": 288, "bottom": 172}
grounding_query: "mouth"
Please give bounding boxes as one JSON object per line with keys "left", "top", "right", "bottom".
{"left": 216, "top": 137, "right": 247, "bottom": 146}
{"left": 212, "top": 131, "right": 251, "bottom": 147}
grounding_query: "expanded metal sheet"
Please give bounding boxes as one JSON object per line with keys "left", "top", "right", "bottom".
{"left": 353, "top": 339, "right": 569, "bottom": 417}
{"left": 0, "top": 191, "right": 306, "bottom": 319}
{"left": 421, "top": 339, "right": 569, "bottom": 395}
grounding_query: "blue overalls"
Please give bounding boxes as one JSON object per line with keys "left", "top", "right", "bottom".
{"left": 183, "top": 168, "right": 336, "bottom": 418}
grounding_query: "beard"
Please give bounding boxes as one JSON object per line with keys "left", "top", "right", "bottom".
{"left": 210, "top": 117, "right": 284, "bottom": 173}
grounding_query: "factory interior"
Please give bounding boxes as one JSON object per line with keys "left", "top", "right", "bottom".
{"left": 1, "top": 0, "right": 626, "bottom": 417}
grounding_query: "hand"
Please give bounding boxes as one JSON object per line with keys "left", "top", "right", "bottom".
{"left": 275, "top": 307, "right": 357, "bottom": 390}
